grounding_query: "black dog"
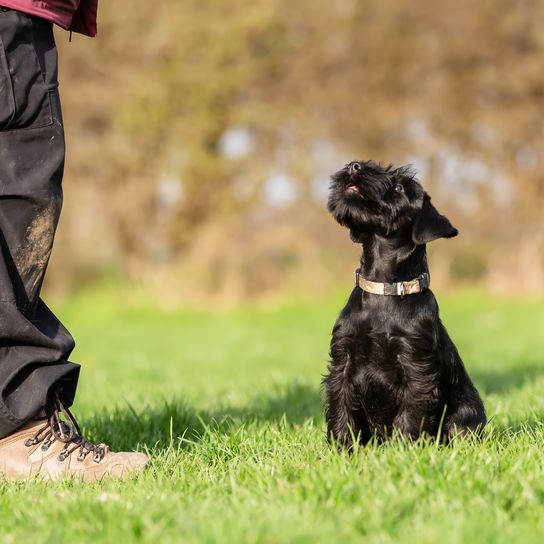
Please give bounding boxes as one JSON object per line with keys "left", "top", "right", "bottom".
{"left": 323, "top": 160, "right": 486, "bottom": 448}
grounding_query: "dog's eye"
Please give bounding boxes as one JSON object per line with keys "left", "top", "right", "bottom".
{"left": 393, "top": 184, "right": 404, "bottom": 193}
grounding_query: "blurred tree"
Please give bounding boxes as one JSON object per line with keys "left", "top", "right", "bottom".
{"left": 51, "top": 0, "right": 544, "bottom": 300}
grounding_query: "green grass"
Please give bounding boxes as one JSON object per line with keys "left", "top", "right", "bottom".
{"left": 1, "top": 289, "right": 543, "bottom": 543}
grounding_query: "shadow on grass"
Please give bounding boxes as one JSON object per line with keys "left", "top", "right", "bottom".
{"left": 489, "top": 419, "right": 544, "bottom": 434}
{"left": 473, "top": 363, "right": 544, "bottom": 395}
{"left": 84, "top": 382, "right": 323, "bottom": 451}
{"left": 84, "top": 366, "right": 544, "bottom": 452}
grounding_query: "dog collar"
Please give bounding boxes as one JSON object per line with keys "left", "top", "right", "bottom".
{"left": 355, "top": 268, "right": 430, "bottom": 296}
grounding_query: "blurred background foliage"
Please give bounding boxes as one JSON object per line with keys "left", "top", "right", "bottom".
{"left": 49, "top": 0, "right": 544, "bottom": 304}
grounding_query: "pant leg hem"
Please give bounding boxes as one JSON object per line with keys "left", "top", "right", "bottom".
{"left": 0, "top": 400, "right": 25, "bottom": 439}
{"left": 0, "top": 362, "right": 80, "bottom": 439}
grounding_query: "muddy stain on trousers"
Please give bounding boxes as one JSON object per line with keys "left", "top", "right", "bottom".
{"left": 0, "top": 7, "right": 79, "bottom": 438}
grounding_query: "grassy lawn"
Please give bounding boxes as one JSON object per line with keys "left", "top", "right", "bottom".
{"left": 1, "top": 289, "right": 543, "bottom": 543}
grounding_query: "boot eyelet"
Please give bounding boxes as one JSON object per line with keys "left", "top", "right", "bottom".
{"left": 77, "top": 453, "right": 85, "bottom": 462}
{"left": 24, "top": 438, "right": 37, "bottom": 447}
{"left": 93, "top": 454, "right": 102, "bottom": 463}
{"left": 58, "top": 450, "right": 69, "bottom": 462}
{"left": 41, "top": 440, "right": 52, "bottom": 452}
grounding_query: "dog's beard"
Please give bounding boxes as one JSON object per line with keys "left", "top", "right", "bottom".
{"left": 328, "top": 180, "right": 394, "bottom": 236}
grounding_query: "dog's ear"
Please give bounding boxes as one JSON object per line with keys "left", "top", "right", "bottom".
{"left": 412, "top": 194, "right": 458, "bottom": 245}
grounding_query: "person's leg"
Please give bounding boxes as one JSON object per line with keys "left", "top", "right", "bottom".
{"left": 0, "top": 7, "right": 79, "bottom": 439}
{"left": 0, "top": 9, "right": 148, "bottom": 480}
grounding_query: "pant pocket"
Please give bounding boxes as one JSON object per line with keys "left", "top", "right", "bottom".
{"left": 0, "top": 37, "right": 16, "bottom": 130}
{"left": 0, "top": 14, "right": 53, "bottom": 132}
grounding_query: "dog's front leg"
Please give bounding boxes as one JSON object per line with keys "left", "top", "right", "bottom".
{"left": 324, "top": 324, "right": 370, "bottom": 450}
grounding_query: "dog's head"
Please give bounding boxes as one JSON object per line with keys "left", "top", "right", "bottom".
{"left": 327, "top": 160, "right": 458, "bottom": 244}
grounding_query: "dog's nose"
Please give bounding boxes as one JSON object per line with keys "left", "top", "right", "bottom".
{"left": 348, "top": 161, "right": 362, "bottom": 175}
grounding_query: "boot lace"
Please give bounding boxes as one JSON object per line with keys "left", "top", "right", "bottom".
{"left": 24, "top": 389, "right": 107, "bottom": 464}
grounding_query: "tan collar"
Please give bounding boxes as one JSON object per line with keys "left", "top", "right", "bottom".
{"left": 355, "top": 268, "right": 430, "bottom": 296}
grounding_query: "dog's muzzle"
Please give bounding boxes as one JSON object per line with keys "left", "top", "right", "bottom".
{"left": 355, "top": 268, "right": 430, "bottom": 297}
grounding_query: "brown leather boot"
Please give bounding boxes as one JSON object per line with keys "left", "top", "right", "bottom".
{"left": 0, "top": 391, "right": 148, "bottom": 481}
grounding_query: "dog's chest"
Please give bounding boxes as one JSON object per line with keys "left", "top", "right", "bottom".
{"left": 353, "top": 329, "right": 442, "bottom": 428}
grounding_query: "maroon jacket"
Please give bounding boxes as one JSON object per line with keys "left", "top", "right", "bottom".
{"left": 0, "top": 0, "right": 98, "bottom": 36}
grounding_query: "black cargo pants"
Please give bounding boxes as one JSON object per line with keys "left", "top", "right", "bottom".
{"left": 0, "top": 8, "right": 79, "bottom": 439}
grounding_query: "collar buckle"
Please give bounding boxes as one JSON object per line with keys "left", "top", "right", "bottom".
{"left": 418, "top": 273, "right": 430, "bottom": 291}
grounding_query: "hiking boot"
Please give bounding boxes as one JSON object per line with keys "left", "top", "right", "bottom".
{"left": 0, "top": 389, "right": 148, "bottom": 481}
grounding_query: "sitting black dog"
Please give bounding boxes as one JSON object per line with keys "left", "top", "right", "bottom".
{"left": 324, "top": 160, "right": 486, "bottom": 448}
